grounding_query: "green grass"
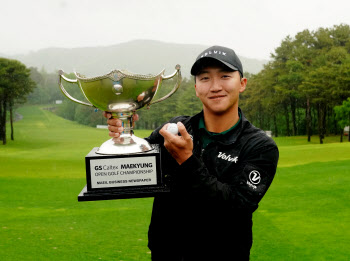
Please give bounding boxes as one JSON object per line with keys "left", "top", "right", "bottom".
{"left": 1, "top": 105, "right": 350, "bottom": 260}
{"left": 251, "top": 160, "right": 350, "bottom": 260}
{"left": 0, "top": 106, "right": 153, "bottom": 260}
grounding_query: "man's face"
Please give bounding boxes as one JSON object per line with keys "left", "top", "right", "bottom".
{"left": 195, "top": 66, "right": 247, "bottom": 116}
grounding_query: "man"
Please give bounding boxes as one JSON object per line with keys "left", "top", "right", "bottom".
{"left": 106, "top": 46, "right": 279, "bottom": 260}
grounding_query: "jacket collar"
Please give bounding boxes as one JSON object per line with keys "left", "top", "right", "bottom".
{"left": 183, "top": 108, "right": 248, "bottom": 145}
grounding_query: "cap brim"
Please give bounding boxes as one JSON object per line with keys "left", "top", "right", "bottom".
{"left": 190, "top": 57, "right": 239, "bottom": 76}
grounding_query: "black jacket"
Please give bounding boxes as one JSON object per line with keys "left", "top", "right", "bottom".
{"left": 146, "top": 109, "right": 279, "bottom": 259}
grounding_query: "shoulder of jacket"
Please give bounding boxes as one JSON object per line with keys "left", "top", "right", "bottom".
{"left": 241, "top": 122, "right": 278, "bottom": 150}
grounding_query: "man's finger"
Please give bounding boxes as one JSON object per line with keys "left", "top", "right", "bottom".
{"left": 177, "top": 122, "right": 192, "bottom": 141}
{"left": 133, "top": 114, "right": 139, "bottom": 122}
{"left": 109, "top": 131, "right": 120, "bottom": 138}
{"left": 103, "top": 111, "right": 112, "bottom": 119}
{"left": 107, "top": 118, "right": 123, "bottom": 127}
{"left": 108, "top": 125, "right": 124, "bottom": 133}
{"left": 159, "top": 124, "right": 173, "bottom": 140}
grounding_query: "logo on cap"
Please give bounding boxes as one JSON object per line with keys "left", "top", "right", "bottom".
{"left": 200, "top": 50, "right": 227, "bottom": 58}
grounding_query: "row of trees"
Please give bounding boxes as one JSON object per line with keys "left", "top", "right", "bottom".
{"left": 2, "top": 24, "right": 349, "bottom": 144}
{"left": 0, "top": 58, "right": 35, "bottom": 144}
{"left": 28, "top": 67, "right": 63, "bottom": 105}
{"left": 241, "top": 24, "right": 350, "bottom": 143}
{"left": 52, "top": 25, "right": 350, "bottom": 143}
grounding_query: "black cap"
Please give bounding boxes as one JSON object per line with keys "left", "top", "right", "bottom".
{"left": 191, "top": 45, "right": 243, "bottom": 77}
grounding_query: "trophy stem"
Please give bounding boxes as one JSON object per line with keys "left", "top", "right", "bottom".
{"left": 96, "top": 111, "right": 153, "bottom": 155}
{"left": 112, "top": 112, "right": 133, "bottom": 145}
{"left": 112, "top": 111, "right": 133, "bottom": 135}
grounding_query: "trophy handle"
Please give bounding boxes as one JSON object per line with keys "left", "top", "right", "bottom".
{"left": 58, "top": 70, "right": 94, "bottom": 107}
{"left": 148, "top": 64, "right": 182, "bottom": 106}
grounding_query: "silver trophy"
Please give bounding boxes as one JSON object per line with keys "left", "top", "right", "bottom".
{"left": 58, "top": 65, "right": 181, "bottom": 155}
{"left": 59, "top": 65, "right": 181, "bottom": 201}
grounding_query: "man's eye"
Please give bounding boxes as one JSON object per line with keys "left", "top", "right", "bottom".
{"left": 222, "top": 75, "right": 230, "bottom": 78}
{"left": 200, "top": 77, "right": 209, "bottom": 81}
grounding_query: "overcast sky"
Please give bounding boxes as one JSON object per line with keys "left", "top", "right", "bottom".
{"left": 1, "top": 0, "right": 350, "bottom": 60}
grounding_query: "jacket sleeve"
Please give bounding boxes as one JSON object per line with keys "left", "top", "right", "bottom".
{"left": 177, "top": 141, "right": 279, "bottom": 211}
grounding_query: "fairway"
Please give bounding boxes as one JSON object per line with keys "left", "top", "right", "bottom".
{"left": 1, "top": 106, "right": 349, "bottom": 260}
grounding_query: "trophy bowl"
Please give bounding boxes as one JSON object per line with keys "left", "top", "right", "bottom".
{"left": 58, "top": 65, "right": 181, "bottom": 155}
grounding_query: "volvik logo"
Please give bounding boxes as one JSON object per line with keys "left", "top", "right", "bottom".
{"left": 217, "top": 152, "right": 238, "bottom": 163}
{"left": 249, "top": 170, "right": 261, "bottom": 185}
{"left": 200, "top": 50, "right": 227, "bottom": 58}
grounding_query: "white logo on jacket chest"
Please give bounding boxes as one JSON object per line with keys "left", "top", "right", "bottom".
{"left": 217, "top": 152, "right": 238, "bottom": 163}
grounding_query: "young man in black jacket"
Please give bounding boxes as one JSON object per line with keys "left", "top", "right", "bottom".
{"left": 106, "top": 46, "right": 279, "bottom": 260}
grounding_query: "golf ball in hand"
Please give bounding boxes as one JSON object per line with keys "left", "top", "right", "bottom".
{"left": 167, "top": 123, "right": 179, "bottom": 135}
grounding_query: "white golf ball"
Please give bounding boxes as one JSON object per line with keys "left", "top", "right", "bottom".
{"left": 167, "top": 123, "right": 179, "bottom": 135}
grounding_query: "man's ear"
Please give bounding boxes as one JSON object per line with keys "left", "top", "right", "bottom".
{"left": 194, "top": 84, "right": 199, "bottom": 97}
{"left": 240, "top": 78, "right": 247, "bottom": 93}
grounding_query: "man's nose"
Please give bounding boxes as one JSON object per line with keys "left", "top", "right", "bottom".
{"left": 209, "top": 77, "right": 223, "bottom": 92}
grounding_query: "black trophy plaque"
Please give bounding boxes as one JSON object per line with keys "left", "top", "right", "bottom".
{"left": 78, "top": 144, "right": 169, "bottom": 201}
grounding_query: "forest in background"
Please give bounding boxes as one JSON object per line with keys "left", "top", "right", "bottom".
{"left": 242, "top": 24, "right": 350, "bottom": 143}
{"left": 2, "top": 24, "right": 350, "bottom": 144}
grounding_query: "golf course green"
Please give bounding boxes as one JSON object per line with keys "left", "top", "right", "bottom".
{"left": 1, "top": 105, "right": 349, "bottom": 260}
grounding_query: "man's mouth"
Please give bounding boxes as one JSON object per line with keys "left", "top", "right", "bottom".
{"left": 209, "top": 95, "right": 226, "bottom": 100}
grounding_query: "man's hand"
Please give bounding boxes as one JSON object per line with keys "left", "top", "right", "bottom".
{"left": 103, "top": 112, "right": 139, "bottom": 140}
{"left": 159, "top": 122, "right": 193, "bottom": 165}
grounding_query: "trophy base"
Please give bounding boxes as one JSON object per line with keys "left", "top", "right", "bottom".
{"left": 97, "top": 135, "right": 152, "bottom": 155}
{"left": 78, "top": 146, "right": 169, "bottom": 201}
{"left": 78, "top": 185, "right": 169, "bottom": 201}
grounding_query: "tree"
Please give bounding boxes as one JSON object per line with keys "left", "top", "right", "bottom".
{"left": 302, "top": 46, "right": 350, "bottom": 143}
{"left": 0, "top": 58, "right": 36, "bottom": 144}
{"left": 334, "top": 98, "right": 350, "bottom": 142}
{"left": 27, "top": 68, "right": 63, "bottom": 104}
{"left": 241, "top": 24, "right": 350, "bottom": 143}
